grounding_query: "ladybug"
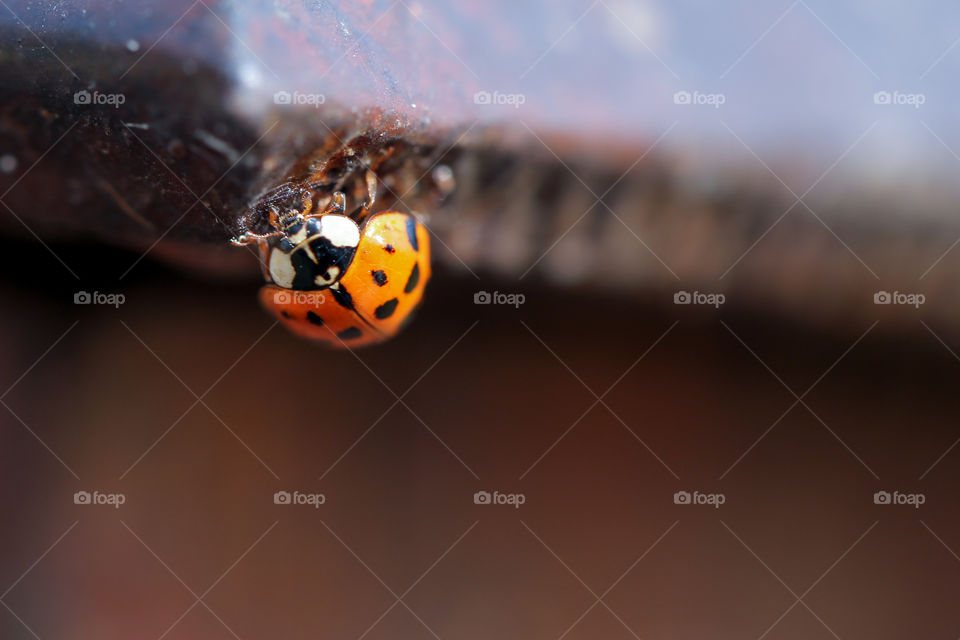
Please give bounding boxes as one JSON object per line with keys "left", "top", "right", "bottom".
{"left": 232, "top": 177, "right": 430, "bottom": 348}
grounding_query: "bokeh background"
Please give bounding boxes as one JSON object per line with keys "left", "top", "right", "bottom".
{"left": 3, "top": 1, "right": 960, "bottom": 639}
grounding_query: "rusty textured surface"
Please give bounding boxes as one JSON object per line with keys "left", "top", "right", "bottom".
{"left": 0, "top": 1, "right": 464, "bottom": 247}
{"left": 3, "top": 0, "right": 960, "bottom": 339}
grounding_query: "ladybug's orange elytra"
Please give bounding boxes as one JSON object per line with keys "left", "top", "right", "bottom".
{"left": 233, "top": 178, "right": 431, "bottom": 348}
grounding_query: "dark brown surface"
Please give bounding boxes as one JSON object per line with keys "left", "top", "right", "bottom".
{"left": 1, "top": 258, "right": 959, "bottom": 638}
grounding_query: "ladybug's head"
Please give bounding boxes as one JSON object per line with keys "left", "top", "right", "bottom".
{"left": 275, "top": 208, "right": 306, "bottom": 235}
{"left": 268, "top": 214, "right": 361, "bottom": 291}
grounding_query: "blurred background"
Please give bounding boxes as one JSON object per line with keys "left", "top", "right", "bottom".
{"left": 2, "top": 1, "right": 960, "bottom": 638}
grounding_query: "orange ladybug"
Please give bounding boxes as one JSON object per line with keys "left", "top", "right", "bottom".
{"left": 232, "top": 177, "right": 430, "bottom": 348}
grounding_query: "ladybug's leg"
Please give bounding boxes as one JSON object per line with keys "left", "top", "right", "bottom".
{"left": 303, "top": 191, "right": 346, "bottom": 221}
{"left": 297, "top": 190, "right": 313, "bottom": 217}
{"left": 230, "top": 206, "right": 285, "bottom": 245}
{"left": 269, "top": 205, "right": 283, "bottom": 227}
{"left": 359, "top": 169, "right": 378, "bottom": 218}
{"left": 328, "top": 191, "right": 346, "bottom": 215}
{"left": 230, "top": 231, "right": 283, "bottom": 246}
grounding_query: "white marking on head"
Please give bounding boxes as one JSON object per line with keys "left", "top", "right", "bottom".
{"left": 318, "top": 215, "right": 360, "bottom": 248}
{"left": 289, "top": 224, "right": 308, "bottom": 244}
{"left": 268, "top": 249, "right": 296, "bottom": 288}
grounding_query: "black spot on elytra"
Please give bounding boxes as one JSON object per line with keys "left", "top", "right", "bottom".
{"left": 374, "top": 298, "right": 399, "bottom": 320}
{"left": 405, "top": 216, "right": 419, "bottom": 251}
{"left": 338, "top": 327, "right": 363, "bottom": 340}
{"left": 280, "top": 310, "right": 291, "bottom": 319}
{"left": 403, "top": 263, "right": 420, "bottom": 293}
{"left": 331, "top": 285, "right": 355, "bottom": 310}
{"left": 371, "top": 269, "right": 388, "bottom": 286}
{"left": 384, "top": 244, "right": 396, "bottom": 254}
{"left": 306, "top": 311, "right": 324, "bottom": 326}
